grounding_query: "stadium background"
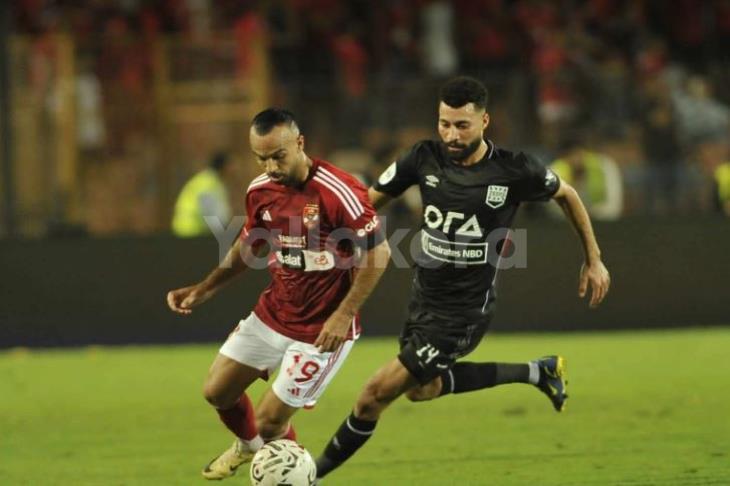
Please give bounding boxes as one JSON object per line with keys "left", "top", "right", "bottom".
{"left": 1, "top": 0, "right": 729, "bottom": 345}
{"left": 1, "top": 1, "right": 729, "bottom": 485}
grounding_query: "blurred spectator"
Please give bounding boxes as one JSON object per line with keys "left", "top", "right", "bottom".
{"left": 96, "top": 12, "right": 155, "bottom": 155}
{"left": 531, "top": 30, "right": 578, "bottom": 147}
{"left": 233, "top": 7, "right": 265, "bottom": 79}
{"left": 551, "top": 134, "right": 624, "bottom": 221}
{"left": 639, "top": 76, "right": 682, "bottom": 215}
{"left": 11, "top": 0, "right": 730, "bottom": 238}
{"left": 172, "top": 152, "right": 235, "bottom": 238}
{"left": 661, "top": 0, "right": 711, "bottom": 70}
{"left": 588, "top": 49, "right": 634, "bottom": 137}
{"left": 420, "top": 0, "right": 458, "bottom": 77}
{"left": 714, "top": 161, "right": 730, "bottom": 216}
{"left": 332, "top": 31, "right": 370, "bottom": 146}
{"left": 75, "top": 57, "right": 105, "bottom": 152}
{"left": 672, "top": 74, "right": 730, "bottom": 147}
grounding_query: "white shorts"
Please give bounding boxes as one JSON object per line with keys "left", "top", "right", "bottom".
{"left": 219, "top": 312, "right": 355, "bottom": 408}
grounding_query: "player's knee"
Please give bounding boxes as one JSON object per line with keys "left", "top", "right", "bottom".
{"left": 355, "top": 380, "right": 397, "bottom": 420}
{"left": 404, "top": 379, "right": 441, "bottom": 402}
{"left": 202, "top": 383, "right": 222, "bottom": 407}
{"left": 202, "top": 381, "right": 235, "bottom": 409}
{"left": 404, "top": 385, "right": 438, "bottom": 402}
{"left": 405, "top": 387, "right": 431, "bottom": 402}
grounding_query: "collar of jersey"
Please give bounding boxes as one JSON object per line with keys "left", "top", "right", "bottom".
{"left": 274, "top": 157, "right": 320, "bottom": 192}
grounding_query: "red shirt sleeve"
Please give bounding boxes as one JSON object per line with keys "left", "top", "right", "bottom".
{"left": 326, "top": 171, "right": 385, "bottom": 250}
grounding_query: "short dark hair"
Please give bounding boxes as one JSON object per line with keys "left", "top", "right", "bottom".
{"left": 251, "top": 108, "right": 298, "bottom": 135}
{"left": 439, "top": 76, "right": 489, "bottom": 110}
{"left": 209, "top": 152, "right": 230, "bottom": 171}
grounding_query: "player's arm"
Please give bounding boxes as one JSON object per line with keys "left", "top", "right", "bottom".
{"left": 552, "top": 179, "right": 611, "bottom": 308}
{"left": 314, "top": 239, "right": 391, "bottom": 352}
{"left": 369, "top": 144, "right": 422, "bottom": 210}
{"left": 367, "top": 187, "right": 394, "bottom": 210}
{"left": 166, "top": 238, "right": 267, "bottom": 315}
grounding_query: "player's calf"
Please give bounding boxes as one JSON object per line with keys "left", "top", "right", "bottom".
{"left": 436, "top": 361, "right": 535, "bottom": 396}
{"left": 317, "top": 358, "right": 415, "bottom": 479}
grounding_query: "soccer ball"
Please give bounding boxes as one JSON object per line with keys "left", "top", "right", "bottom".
{"left": 249, "top": 439, "right": 317, "bottom": 486}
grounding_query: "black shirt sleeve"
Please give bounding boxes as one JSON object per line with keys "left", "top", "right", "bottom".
{"left": 512, "top": 152, "right": 561, "bottom": 202}
{"left": 372, "top": 143, "right": 421, "bottom": 197}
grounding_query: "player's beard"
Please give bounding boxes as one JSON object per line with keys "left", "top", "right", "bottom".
{"left": 443, "top": 138, "right": 482, "bottom": 162}
{"left": 270, "top": 174, "right": 295, "bottom": 186}
{"left": 269, "top": 161, "right": 307, "bottom": 187}
{"left": 267, "top": 172, "right": 289, "bottom": 185}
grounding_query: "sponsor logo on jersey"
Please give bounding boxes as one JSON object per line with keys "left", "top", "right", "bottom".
{"left": 424, "top": 205, "right": 483, "bottom": 238}
{"left": 275, "top": 249, "right": 335, "bottom": 271}
{"left": 302, "top": 203, "right": 320, "bottom": 229}
{"left": 276, "top": 251, "right": 304, "bottom": 269}
{"left": 278, "top": 235, "right": 306, "bottom": 248}
{"left": 421, "top": 231, "right": 488, "bottom": 265}
{"left": 378, "top": 162, "right": 397, "bottom": 185}
{"left": 262, "top": 209, "right": 272, "bottom": 221}
{"left": 425, "top": 174, "right": 440, "bottom": 188}
{"left": 485, "top": 185, "right": 509, "bottom": 209}
{"left": 356, "top": 215, "right": 380, "bottom": 238}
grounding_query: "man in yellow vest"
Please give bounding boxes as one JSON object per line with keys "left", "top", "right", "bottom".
{"left": 714, "top": 161, "right": 730, "bottom": 216}
{"left": 551, "top": 135, "right": 624, "bottom": 221}
{"left": 172, "top": 152, "right": 235, "bottom": 237}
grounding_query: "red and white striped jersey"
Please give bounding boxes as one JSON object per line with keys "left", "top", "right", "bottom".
{"left": 241, "top": 158, "right": 384, "bottom": 343}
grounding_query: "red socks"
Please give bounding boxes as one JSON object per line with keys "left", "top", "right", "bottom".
{"left": 217, "top": 394, "right": 297, "bottom": 443}
{"left": 216, "top": 393, "right": 258, "bottom": 440}
{"left": 282, "top": 423, "right": 297, "bottom": 441}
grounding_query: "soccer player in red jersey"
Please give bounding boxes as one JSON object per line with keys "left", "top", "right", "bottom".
{"left": 166, "top": 108, "right": 390, "bottom": 480}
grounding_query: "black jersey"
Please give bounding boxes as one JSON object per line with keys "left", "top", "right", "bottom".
{"left": 373, "top": 139, "right": 560, "bottom": 313}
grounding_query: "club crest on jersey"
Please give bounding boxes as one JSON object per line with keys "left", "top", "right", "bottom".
{"left": 302, "top": 203, "right": 320, "bottom": 229}
{"left": 485, "top": 185, "right": 509, "bottom": 209}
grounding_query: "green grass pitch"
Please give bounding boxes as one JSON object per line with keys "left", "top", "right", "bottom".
{"left": 2, "top": 328, "right": 729, "bottom": 485}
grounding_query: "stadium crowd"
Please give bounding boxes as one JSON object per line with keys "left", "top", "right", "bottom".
{"left": 9, "top": 0, "right": 730, "bottom": 236}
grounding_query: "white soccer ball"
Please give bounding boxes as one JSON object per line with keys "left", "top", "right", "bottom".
{"left": 249, "top": 439, "right": 317, "bottom": 486}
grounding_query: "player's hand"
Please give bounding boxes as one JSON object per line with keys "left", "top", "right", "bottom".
{"left": 314, "top": 311, "right": 352, "bottom": 353}
{"left": 166, "top": 284, "right": 214, "bottom": 315}
{"left": 579, "top": 260, "right": 610, "bottom": 308}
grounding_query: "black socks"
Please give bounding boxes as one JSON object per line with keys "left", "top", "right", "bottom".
{"left": 316, "top": 412, "right": 377, "bottom": 478}
{"left": 439, "top": 362, "right": 531, "bottom": 395}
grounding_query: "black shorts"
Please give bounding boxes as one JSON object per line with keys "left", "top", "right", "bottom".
{"left": 398, "top": 299, "right": 496, "bottom": 385}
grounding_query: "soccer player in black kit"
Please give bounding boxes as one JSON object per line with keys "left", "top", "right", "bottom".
{"left": 314, "top": 76, "right": 611, "bottom": 480}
